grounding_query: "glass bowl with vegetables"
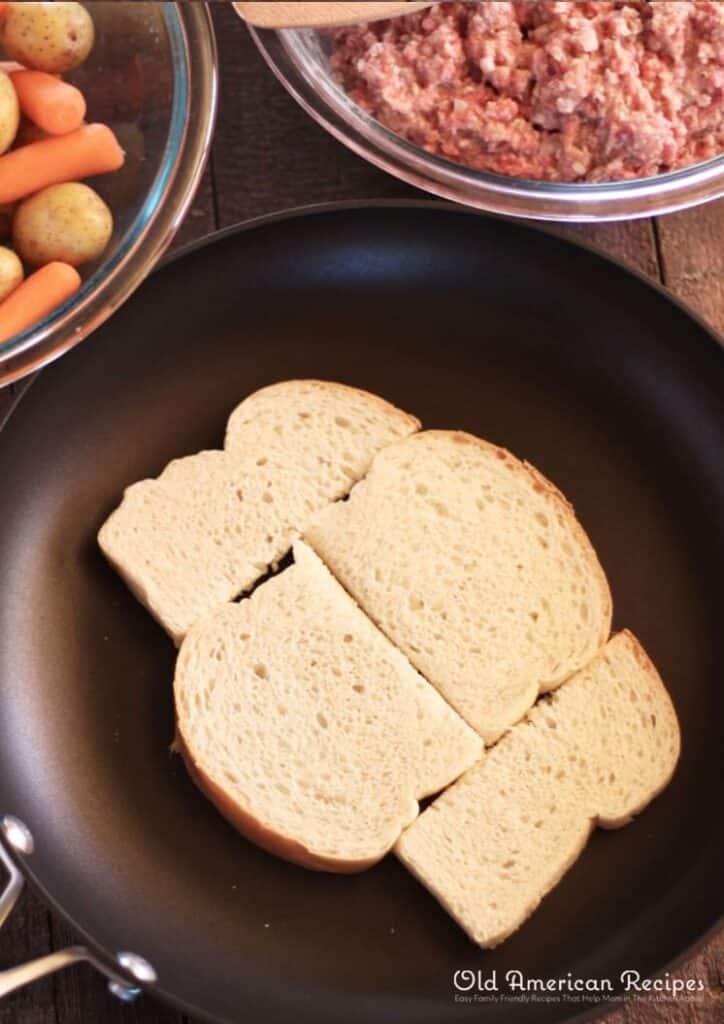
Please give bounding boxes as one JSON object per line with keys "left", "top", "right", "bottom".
{"left": 0, "top": 1, "right": 217, "bottom": 385}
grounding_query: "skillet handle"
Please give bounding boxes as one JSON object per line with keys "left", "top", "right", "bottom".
{"left": 0, "top": 818, "right": 30, "bottom": 930}
{"left": 0, "top": 947, "right": 93, "bottom": 1000}
{"left": 0, "top": 816, "right": 157, "bottom": 1004}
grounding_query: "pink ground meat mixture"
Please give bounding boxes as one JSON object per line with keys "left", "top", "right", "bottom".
{"left": 330, "top": 1, "right": 724, "bottom": 182}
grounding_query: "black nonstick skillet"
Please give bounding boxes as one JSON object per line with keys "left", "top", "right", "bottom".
{"left": 0, "top": 203, "right": 721, "bottom": 1024}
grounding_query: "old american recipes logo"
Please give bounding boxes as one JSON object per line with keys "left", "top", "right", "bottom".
{"left": 452, "top": 969, "right": 706, "bottom": 1004}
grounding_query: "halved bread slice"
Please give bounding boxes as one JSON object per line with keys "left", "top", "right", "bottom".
{"left": 395, "top": 631, "right": 680, "bottom": 946}
{"left": 99, "top": 381, "right": 419, "bottom": 644}
{"left": 174, "top": 542, "right": 483, "bottom": 872}
{"left": 305, "top": 430, "right": 612, "bottom": 742}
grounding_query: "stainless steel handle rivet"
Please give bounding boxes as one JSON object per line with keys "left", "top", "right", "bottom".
{"left": 108, "top": 981, "right": 142, "bottom": 1003}
{"left": 107, "top": 951, "right": 157, "bottom": 1000}
{"left": 117, "top": 952, "right": 158, "bottom": 984}
{"left": 0, "top": 817, "right": 34, "bottom": 856}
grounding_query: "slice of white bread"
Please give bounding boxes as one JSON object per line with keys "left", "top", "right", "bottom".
{"left": 305, "top": 431, "right": 612, "bottom": 742}
{"left": 395, "top": 631, "right": 680, "bottom": 946}
{"left": 98, "top": 381, "right": 419, "bottom": 645}
{"left": 174, "top": 541, "right": 483, "bottom": 872}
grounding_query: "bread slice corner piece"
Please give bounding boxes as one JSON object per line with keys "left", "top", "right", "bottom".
{"left": 174, "top": 540, "right": 482, "bottom": 873}
{"left": 305, "top": 430, "right": 613, "bottom": 743}
{"left": 98, "top": 450, "right": 239, "bottom": 647}
{"left": 225, "top": 379, "right": 421, "bottom": 473}
{"left": 98, "top": 381, "right": 420, "bottom": 645}
{"left": 395, "top": 631, "right": 680, "bottom": 946}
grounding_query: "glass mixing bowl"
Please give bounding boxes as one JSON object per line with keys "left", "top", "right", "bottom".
{"left": 250, "top": 23, "right": 724, "bottom": 224}
{"left": 0, "top": 1, "right": 217, "bottom": 385}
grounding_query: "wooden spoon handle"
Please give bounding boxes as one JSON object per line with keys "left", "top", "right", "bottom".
{"left": 234, "top": 2, "right": 435, "bottom": 29}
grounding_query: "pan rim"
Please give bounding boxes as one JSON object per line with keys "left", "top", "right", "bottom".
{"left": 3, "top": 197, "right": 724, "bottom": 434}
{"left": 0, "top": 199, "right": 722, "bottom": 1024}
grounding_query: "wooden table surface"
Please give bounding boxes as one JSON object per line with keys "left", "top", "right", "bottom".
{"left": 0, "top": 4, "right": 721, "bottom": 1023}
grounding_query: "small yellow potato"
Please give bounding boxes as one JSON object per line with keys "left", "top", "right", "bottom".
{"left": 0, "top": 246, "right": 24, "bottom": 302}
{"left": 13, "top": 182, "right": 113, "bottom": 268}
{"left": 0, "top": 71, "right": 19, "bottom": 154}
{"left": 1, "top": 3, "right": 94, "bottom": 74}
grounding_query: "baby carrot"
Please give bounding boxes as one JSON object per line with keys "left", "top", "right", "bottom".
{"left": 10, "top": 70, "right": 87, "bottom": 135}
{"left": 0, "top": 261, "right": 81, "bottom": 343}
{"left": 0, "top": 123, "right": 124, "bottom": 204}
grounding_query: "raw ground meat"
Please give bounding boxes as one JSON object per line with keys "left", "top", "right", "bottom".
{"left": 330, "top": 1, "right": 724, "bottom": 182}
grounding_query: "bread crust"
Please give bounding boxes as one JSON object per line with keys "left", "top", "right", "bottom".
{"left": 594, "top": 630, "right": 681, "bottom": 828}
{"left": 225, "top": 379, "right": 421, "bottom": 445}
{"left": 411, "top": 430, "right": 614, "bottom": 681}
{"left": 175, "top": 728, "right": 396, "bottom": 874}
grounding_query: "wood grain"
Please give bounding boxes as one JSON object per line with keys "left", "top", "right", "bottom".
{"left": 0, "top": 898, "right": 56, "bottom": 1024}
{"left": 605, "top": 933, "right": 723, "bottom": 1024}
{"left": 0, "top": 3, "right": 721, "bottom": 1022}
{"left": 211, "top": 4, "right": 416, "bottom": 224}
{"left": 172, "top": 164, "right": 217, "bottom": 249}
{"left": 656, "top": 199, "right": 724, "bottom": 337}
